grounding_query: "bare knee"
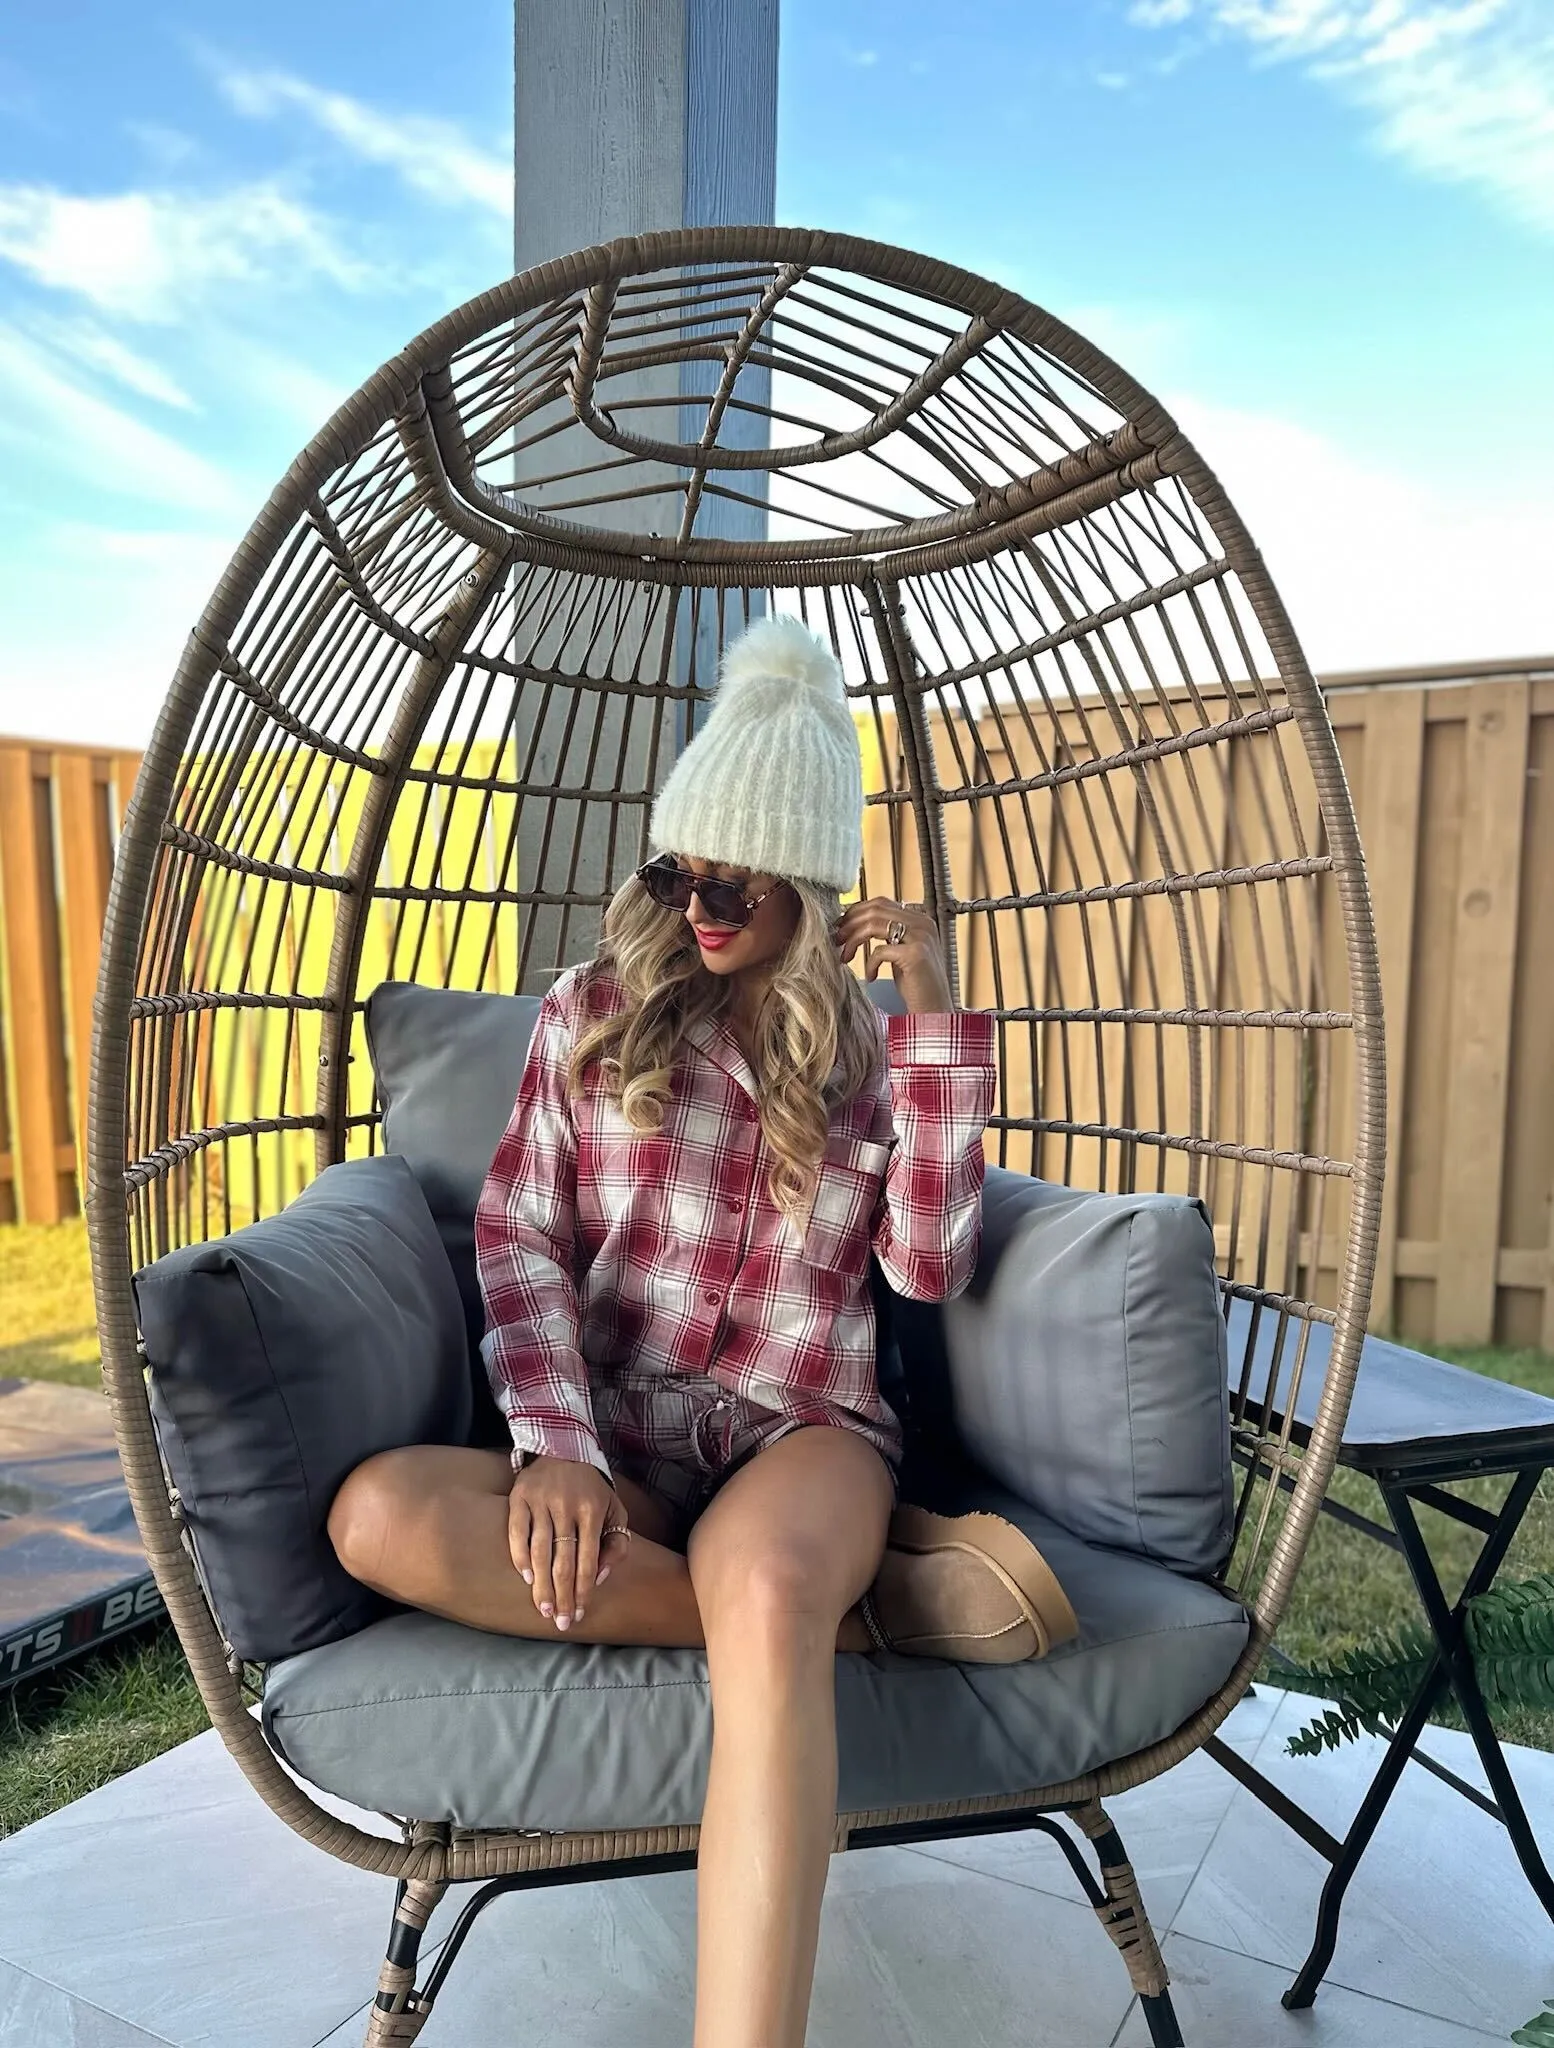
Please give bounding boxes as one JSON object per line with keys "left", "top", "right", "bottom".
{"left": 692, "top": 1538, "right": 842, "bottom": 1647}
{"left": 328, "top": 1451, "right": 414, "bottom": 1587}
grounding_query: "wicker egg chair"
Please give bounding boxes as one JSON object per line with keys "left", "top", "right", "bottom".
{"left": 88, "top": 227, "right": 1382, "bottom": 2044}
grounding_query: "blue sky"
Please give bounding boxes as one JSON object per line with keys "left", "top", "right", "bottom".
{"left": 1, "top": 0, "right": 1550, "bottom": 744}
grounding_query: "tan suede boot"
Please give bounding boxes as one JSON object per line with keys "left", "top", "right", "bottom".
{"left": 857, "top": 1506, "right": 1080, "bottom": 1664}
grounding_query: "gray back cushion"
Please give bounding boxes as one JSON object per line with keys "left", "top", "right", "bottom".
{"left": 133, "top": 1155, "right": 472, "bottom": 1661}
{"left": 917, "top": 1168, "right": 1233, "bottom": 1576}
{"left": 364, "top": 983, "right": 544, "bottom": 1441}
{"left": 364, "top": 983, "right": 545, "bottom": 1233}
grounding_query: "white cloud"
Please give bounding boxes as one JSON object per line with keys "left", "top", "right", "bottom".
{"left": 0, "top": 180, "right": 369, "bottom": 322}
{"left": 214, "top": 63, "right": 510, "bottom": 216}
{"left": 1128, "top": 0, "right": 1554, "bottom": 234}
{"left": 1169, "top": 388, "right": 1554, "bottom": 669}
{"left": 0, "top": 524, "right": 237, "bottom": 746}
{"left": 28, "top": 315, "right": 196, "bottom": 410}
{"left": 0, "top": 324, "right": 241, "bottom": 516}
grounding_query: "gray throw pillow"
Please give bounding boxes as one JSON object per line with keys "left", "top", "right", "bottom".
{"left": 133, "top": 1154, "right": 472, "bottom": 1661}
{"left": 903, "top": 1167, "right": 1233, "bottom": 1577}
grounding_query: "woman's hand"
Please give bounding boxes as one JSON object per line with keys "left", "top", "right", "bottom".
{"left": 508, "top": 1456, "right": 630, "bottom": 1631}
{"left": 834, "top": 896, "right": 954, "bottom": 1014}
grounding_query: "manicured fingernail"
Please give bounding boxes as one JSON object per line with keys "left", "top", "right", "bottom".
{"left": 520, "top": 1568, "right": 533, "bottom": 1584}
{"left": 540, "top": 1601, "right": 553, "bottom": 1617}
{"left": 597, "top": 1567, "right": 610, "bottom": 1585}
{"left": 556, "top": 1614, "right": 571, "bottom": 1631}
{"left": 574, "top": 1606, "right": 585, "bottom": 1621}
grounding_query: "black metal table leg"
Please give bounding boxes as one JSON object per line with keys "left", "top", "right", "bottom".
{"left": 1282, "top": 1464, "right": 1548, "bottom": 2010}
{"left": 1387, "top": 1475, "right": 1554, "bottom": 1921}
{"left": 1281, "top": 1636, "right": 1454, "bottom": 2007}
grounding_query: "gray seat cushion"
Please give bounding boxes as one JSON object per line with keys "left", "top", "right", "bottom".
{"left": 892, "top": 1170, "right": 1232, "bottom": 1577}
{"left": 263, "top": 1469, "right": 1249, "bottom": 1831}
{"left": 134, "top": 1156, "right": 472, "bottom": 1662}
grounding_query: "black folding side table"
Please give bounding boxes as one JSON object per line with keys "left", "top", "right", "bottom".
{"left": 1207, "top": 1302, "right": 1554, "bottom": 2008}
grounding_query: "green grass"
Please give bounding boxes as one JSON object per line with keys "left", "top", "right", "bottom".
{"left": 1, "top": 1218, "right": 210, "bottom": 1841}
{"left": 0, "top": 1216, "right": 103, "bottom": 1388}
{"left": 3, "top": 1218, "right": 1553, "bottom": 1836}
{"left": 0, "top": 1631, "right": 208, "bottom": 1841}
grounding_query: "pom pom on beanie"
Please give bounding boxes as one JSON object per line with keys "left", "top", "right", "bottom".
{"left": 648, "top": 616, "right": 864, "bottom": 891}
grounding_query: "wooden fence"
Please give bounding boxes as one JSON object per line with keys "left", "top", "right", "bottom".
{"left": 1322, "top": 656, "right": 1554, "bottom": 1351}
{"left": 2, "top": 652, "right": 1551, "bottom": 1348}
{"left": 0, "top": 741, "right": 140, "bottom": 1227}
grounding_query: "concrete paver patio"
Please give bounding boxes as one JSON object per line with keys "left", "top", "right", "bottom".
{"left": 0, "top": 1684, "right": 1550, "bottom": 2047}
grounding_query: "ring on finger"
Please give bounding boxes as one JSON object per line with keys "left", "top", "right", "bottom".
{"left": 887, "top": 917, "right": 907, "bottom": 946}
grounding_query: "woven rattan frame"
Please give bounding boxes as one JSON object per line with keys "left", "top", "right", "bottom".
{"left": 88, "top": 226, "right": 1383, "bottom": 1896}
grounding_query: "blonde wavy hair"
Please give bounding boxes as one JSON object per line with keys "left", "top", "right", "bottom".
{"left": 566, "top": 867, "right": 887, "bottom": 1236}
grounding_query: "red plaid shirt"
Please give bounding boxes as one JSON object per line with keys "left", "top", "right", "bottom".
{"left": 474, "top": 960, "right": 997, "bottom": 1479}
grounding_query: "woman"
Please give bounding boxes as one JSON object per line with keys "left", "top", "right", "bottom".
{"left": 328, "top": 615, "right": 1076, "bottom": 2048}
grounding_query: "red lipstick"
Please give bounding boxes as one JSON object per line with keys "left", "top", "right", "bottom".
{"left": 694, "top": 928, "right": 737, "bottom": 951}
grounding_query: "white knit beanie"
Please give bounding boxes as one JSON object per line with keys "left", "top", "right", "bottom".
{"left": 648, "top": 616, "right": 863, "bottom": 891}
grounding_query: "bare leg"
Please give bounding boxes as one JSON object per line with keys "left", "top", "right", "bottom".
{"left": 686, "top": 1426, "right": 895, "bottom": 2048}
{"left": 328, "top": 1444, "right": 875, "bottom": 1652}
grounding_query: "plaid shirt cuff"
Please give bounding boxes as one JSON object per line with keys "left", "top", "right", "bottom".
{"left": 506, "top": 1419, "right": 614, "bottom": 1484}
{"left": 885, "top": 1007, "right": 997, "bottom": 1067}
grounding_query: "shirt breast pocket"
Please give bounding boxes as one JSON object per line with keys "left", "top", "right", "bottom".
{"left": 801, "top": 1137, "right": 891, "bottom": 1276}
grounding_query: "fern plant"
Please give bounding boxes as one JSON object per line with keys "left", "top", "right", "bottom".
{"left": 1279, "top": 1571, "right": 1554, "bottom": 1758}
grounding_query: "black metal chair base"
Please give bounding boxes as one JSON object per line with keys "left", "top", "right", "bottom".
{"left": 1140, "top": 1989, "right": 1186, "bottom": 2047}
{"left": 367, "top": 1805, "right": 1182, "bottom": 2043}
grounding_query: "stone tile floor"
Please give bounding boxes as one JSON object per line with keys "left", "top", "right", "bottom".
{"left": 0, "top": 1684, "right": 1550, "bottom": 2046}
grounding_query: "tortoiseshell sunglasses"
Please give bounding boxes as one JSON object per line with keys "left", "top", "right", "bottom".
{"left": 634, "top": 853, "right": 786, "bottom": 929}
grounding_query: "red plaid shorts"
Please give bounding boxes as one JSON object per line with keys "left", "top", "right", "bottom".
{"left": 590, "top": 1366, "right": 902, "bottom": 1537}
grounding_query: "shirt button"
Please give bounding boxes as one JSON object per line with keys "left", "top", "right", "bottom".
{"left": 728, "top": 1198, "right": 743, "bottom": 1214}
{"left": 743, "top": 1103, "right": 758, "bottom": 1123}
{"left": 704, "top": 1288, "right": 720, "bottom": 1304}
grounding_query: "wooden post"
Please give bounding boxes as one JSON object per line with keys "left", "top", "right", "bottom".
{"left": 515, "top": 0, "right": 777, "bottom": 273}
{"left": 510, "top": 0, "right": 778, "bottom": 989}
{"left": 0, "top": 747, "right": 71, "bottom": 1221}
{"left": 53, "top": 751, "right": 114, "bottom": 1186}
